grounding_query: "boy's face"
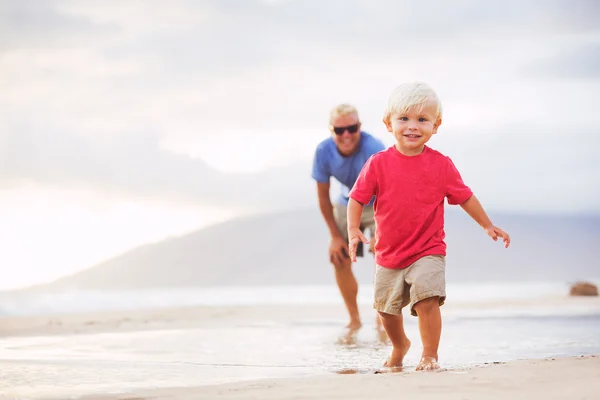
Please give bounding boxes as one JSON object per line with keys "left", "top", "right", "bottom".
{"left": 330, "top": 112, "right": 361, "bottom": 156}
{"left": 384, "top": 101, "right": 441, "bottom": 156}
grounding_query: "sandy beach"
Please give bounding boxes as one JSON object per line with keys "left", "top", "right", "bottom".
{"left": 1, "top": 293, "right": 599, "bottom": 400}
{"left": 76, "top": 355, "right": 599, "bottom": 400}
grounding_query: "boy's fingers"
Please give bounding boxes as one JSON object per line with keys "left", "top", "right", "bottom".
{"left": 348, "top": 238, "right": 359, "bottom": 261}
{"left": 358, "top": 233, "right": 370, "bottom": 244}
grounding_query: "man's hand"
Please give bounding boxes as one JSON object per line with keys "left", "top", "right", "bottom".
{"left": 348, "top": 228, "right": 369, "bottom": 262}
{"left": 484, "top": 225, "right": 511, "bottom": 248}
{"left": 329, "top": 236, "right": 350, "bottom": 265}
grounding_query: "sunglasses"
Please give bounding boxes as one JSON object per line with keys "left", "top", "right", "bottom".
{"left": 331, "top": 123, "right": 360, "bottom": 135}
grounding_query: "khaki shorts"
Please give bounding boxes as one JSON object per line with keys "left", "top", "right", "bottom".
{"left": 333, "top": 203, "right": 376, "bottom": 258}
{"left": 374, "top": 255, "right": 446, "bottom": 317}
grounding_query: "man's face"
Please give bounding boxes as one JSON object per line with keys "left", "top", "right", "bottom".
{"left": 330, "top": 112, "right": 361, "bottom": 156}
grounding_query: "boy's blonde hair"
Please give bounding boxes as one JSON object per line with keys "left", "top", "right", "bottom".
{"left": 383, "top": 82, "right": 442, "bottom": 124}
{"left": 329, "top": 103, "right": 359, "bottom": 124}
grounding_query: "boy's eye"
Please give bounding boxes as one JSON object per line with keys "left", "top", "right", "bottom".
{"left": 419, "top": 117, "right": 427, "bottom": 122}
{"left": 399, "top": 116, "right": 408, "bottom": 121}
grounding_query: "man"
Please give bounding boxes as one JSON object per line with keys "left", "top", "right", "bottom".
{"left": 311, "top": 103, "right": 386, "bottom": 341}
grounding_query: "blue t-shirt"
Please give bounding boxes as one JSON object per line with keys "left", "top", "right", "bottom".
{"left": 311, "top": 131, "right": 386, "bottom": 205}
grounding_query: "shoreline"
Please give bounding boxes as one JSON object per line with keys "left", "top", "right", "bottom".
{"left": 74, "top": 355, "right": 599, "bottom": 400}
{"left": 2, "top": 295, "right": 598, "bottom": 338}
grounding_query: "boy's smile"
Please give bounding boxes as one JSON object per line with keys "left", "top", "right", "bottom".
{"left": 384, "top": 101, "right": 441, "bottom": 156}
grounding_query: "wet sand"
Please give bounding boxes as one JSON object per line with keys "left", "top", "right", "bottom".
{"left": 2, "top": 296, "right": 599, "bottom": 400}
{"left": 77, "top": 355, "right": 600, "bottom": 400}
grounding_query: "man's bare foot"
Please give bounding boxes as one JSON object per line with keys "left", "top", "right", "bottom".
{"left": 376, "top": 326, "right": 389, "bottom": 344}
{"left": 416, "top": 356, "right": 440, "bottom": 371}
{"left": 383, "top": 338, "right": 411, "bottom": 368}
{"left": 375, "top": 316, "right": 389, "bottom": 344}
{"left": 346, "top": 320, "right": 362, "bottom": 332}
{"left": 336, "top": 320, "right": 362, "bottom": 345}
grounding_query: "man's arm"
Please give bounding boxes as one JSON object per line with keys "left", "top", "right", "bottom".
{"left": 317, "top": 182, "right": 350, "bottom": 264}
{"left": 316, "top": 182, "right": 343, "bottom": 239}
{"left": 460, "top": 195, "right": 511, "bottom": 248}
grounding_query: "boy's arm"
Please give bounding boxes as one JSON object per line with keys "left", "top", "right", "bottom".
{"left": 460, "top": 195, "right": 511, "bottom": 248}
{"left": 347, "top": 198, "right": 369, "bottom": 262}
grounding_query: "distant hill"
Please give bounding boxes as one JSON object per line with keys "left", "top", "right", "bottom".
{"left": 34, "top": 207, "right": 600, "bottom": 290}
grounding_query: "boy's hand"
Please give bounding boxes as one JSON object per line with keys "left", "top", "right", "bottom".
{"left": 348, "top": 228, "right": 369, "bottom": 262}
{"left": 484, "top": 226, "right": 510, "bottom": 248}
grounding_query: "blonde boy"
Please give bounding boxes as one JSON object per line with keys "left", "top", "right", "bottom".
{"left": 347, "top": 82, "right": 510, "bottom": 370}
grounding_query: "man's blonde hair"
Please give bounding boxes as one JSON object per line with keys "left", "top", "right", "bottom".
{"left": 383, "top": 82, "right": 442, "bottom": 123}
{"left": 329, "top": 103, "right": 359, "bottom": 124}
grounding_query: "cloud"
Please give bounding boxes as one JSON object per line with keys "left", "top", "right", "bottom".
{"left": 1, "top": 116, "right": 598, "bottom": 214}
{"left": 1, "top": 0, "right": 599, "bottom": 214}
{"left": 0, "top": 1, "right": 119, "bottom": 52}
{"left": 523, "top": 43, "right": 600, "bottom": 80}
{"left": 0, "top": 122, "right": 314, "bottom": 210}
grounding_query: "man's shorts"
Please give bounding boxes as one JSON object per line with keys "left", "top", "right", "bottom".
{"left": 333, "top": 203, "right": 376, "bottom": 258}
{"left": 374, "top": 255, "right": 446, "bottom": 316}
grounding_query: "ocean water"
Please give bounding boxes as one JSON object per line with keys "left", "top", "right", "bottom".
{"left": 2, "top": 280, "right": 598, "bottom": 317}
{"left": 1, "top": 281, "right": 599, "bottom": 400}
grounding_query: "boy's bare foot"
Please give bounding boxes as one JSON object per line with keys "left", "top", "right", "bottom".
{"left": 416, "top": 356, "right": 440, "bottom": 371}
{"left": 383, "top": 338, "right": 411, "bottom": 368}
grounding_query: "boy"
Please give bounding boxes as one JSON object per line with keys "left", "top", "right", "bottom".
{"left": 347, "top": 82, "right": 510, "bottom": 370}
{"left": 312, "top": 103, "right": 386, "bottom": 342}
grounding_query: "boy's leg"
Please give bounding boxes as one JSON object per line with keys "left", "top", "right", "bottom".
{"left": 374, "top": 265, "right": 412, "bottom": 367}
{"left": 377, "top": 311, "right": 411, "bottom": 367}
{"left": 406, "top": 255, "right": 446, "bottom": 370}
{"left": 413, "top": 297, "right": 442, "bottom": 370}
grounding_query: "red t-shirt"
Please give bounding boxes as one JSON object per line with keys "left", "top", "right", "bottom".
{"left": 349, "top": 146, "right": 473, "bottom": 269}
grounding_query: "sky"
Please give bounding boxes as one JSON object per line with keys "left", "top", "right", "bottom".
{"left": 1, "top": 0, "right": 599, "bottom": 290}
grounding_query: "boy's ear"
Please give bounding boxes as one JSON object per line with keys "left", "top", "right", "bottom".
{"left": 433, "top": 118, "right": 442, "bottom": 134}
{"left": 383, "top": 116, "right": 393, "bottom": 132}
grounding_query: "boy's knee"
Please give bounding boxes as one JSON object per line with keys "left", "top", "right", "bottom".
{"left": 377, "top": 310, "right": 399, "bottom": 320}
{"left": 413, "top": 296, "right": 440, "bottom": 313}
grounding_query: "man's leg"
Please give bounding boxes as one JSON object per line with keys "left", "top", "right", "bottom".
{"left": 333, "top": 257, "right": 361, "bottom": 331}
{"left": 364, "top": 209, "right": 387, "bottom": 341}
{"left": 332, "top": 203, "right": 361, "bottom": 332}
